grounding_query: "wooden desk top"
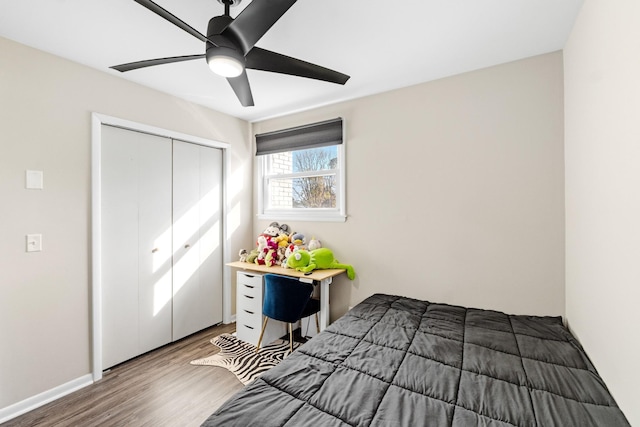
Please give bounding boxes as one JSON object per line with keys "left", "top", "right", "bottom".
{"left": 227, "top": 261, "right": 345, "bottom": 282}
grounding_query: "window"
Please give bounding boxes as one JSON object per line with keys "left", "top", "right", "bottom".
{"left": 256, "top": 118, "right": 346, "bottom": 222}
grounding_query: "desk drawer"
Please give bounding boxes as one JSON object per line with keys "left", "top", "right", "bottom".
{"left": 237, "top": 313, "right": 287, "bottom": 346}
{"left": 237, "top": 282, "right": 261, "bottom": 300}
{"left": 237, "top": 304, "right": 261, "bottom": 328}
{"left": 237, "top": 271, "right": 263, "bottom": 288}
{"left": 236, "top": 321, "right": 261, "bottom": 345}
{"left": 237, "top": 288, "right": 262, "bottom": 313}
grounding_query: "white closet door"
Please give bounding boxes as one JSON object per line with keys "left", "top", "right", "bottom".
{"left": 101, "top": 125, "right": 172, "bottom": 368}
{"left": 137, "top": 136, "right": 173, "bottom": 354}
{"left": 197, "top": 145, "right": 223, "bottom": 326}
{"left": 101, "top": 126, "right": 139, "bottom": 368}
{"left": 172, "top": 141, "right": 223, "bottom": 340}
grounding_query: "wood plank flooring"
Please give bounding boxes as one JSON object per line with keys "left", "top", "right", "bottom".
{"left": 2, "top": 323, "right": 244, "bottom": 427}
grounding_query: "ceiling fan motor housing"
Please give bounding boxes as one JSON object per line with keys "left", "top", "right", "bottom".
{"left": 207, "top": 16, "right": 241, "bottom": 49}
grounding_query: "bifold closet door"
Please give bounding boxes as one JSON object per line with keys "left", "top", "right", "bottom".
{"left": 172, "top": 140, "right": 223, "bottom": 340}
{"left": 101, "top": 126, "right": 173, "bottom": 369}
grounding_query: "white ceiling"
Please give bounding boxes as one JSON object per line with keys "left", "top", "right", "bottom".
{"left": 0, "top": 0, "right": 583, "bottom": 122}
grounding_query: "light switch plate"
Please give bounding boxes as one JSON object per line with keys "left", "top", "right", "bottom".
{"left": 26, "top": 170, "right": 44, "bottom": 189}
{"left": 26, "top": 234, "right": 42, "bottom": 252}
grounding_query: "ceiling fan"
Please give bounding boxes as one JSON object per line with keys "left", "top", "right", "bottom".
{"left": 111, "top": 0, "right": 350, "bottom": 107}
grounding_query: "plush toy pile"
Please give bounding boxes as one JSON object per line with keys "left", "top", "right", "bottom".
{"left": 238, "top": 222, "right": 355, "bottom": 279}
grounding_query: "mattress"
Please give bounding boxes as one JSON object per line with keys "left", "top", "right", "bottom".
{"left": 203, "top": 293, "right": 630, "bottom": 426}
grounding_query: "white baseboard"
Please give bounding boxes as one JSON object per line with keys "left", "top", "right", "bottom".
{"left": 0, "top": 374, "right": 93, "bottom": 424}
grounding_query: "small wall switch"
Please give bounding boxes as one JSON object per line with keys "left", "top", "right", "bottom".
{"left": 26, "top": 234, "right": 42, "bottom": 252}
{"left": 26, "top": 170, "right": 44, "bottom": 189}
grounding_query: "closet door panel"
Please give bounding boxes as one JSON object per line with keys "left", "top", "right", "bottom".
{"left": 101, "top": 126, "right": 173, "bottom": 368}
{"left": 101, "top": 126, "right": 139, "bottom": 368}
{"left": 172, "top": 141, "right": 223, "bottom": 340}
{"left": 172, "top": 141, "right": 202, "bottom": 340}
{"left": 198, "top": 146, "right": 223, "bottom": 326}
{"left": 137, "top": 136, "right": 173, "bottom": 354}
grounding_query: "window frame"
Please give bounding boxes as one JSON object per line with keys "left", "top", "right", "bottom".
{"left": 257, "top": 137, "right": 346, "bottom": 223}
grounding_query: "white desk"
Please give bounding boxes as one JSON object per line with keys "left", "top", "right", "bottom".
{"left": 227, "top": 261, "right": 346, "bottom": 332}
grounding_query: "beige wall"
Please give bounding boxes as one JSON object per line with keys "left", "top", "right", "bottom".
{"left": 564, "top": 1, "right": 640, "bottom": 425}
{"left": 0, "top": 35, "right": 575, "bottom": 419}
{"left": 0, "top": 37, "right": 252, "bottom": 410}
{"left": 253, "top": 52, "right": 566, "bottom": 322}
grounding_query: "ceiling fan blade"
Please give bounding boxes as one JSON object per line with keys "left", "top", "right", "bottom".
{"left": 226, "top": 71, "right": 255, "bottom": 107}
{"left": 224, "top": 0, "right": 297, "bottom": 54}
{"left": 134, "top": 0, "right": 208, "bottom": 43}
{"left": 111, "top": 54, "right": 205, "bottom": 72}
{"left": 246, "top": 47, "right": 350, "bottom": 85}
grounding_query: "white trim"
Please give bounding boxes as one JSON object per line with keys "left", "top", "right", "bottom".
{"left": 90, "top": 114, "right": 103, "bottom": 381}
{"left": 0, "top": 374, "right": 93, "bottom": 424}
{"left": 91, "top": 112, "right": 232, "bottom": 381}
{"left": 222, "top": 147, "right": 232, "bottom": 324}
{"left": 257, "top": 212, "right": 347, "bottom": 223}
{"left": 92, "top": 113, "right": 230, "bottom": 150}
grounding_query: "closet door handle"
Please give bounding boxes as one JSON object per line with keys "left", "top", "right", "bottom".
{"left": 184, "top": 244, "right": 191, "bottom": 249}
{"left": 151, "top": 248, "right": 159, "bottom": 253}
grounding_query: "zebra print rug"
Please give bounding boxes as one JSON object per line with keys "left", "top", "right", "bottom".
{"left": 190, "top": 333, "right": 299, "bottom": 385}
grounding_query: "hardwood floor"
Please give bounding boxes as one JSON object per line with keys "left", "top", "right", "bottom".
{"left": 2, "top": 323, "right": 244, "bottom": 427}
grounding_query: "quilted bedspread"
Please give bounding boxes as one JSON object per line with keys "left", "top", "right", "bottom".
{"left": 203, "top": 294, "right": 630, "bottom": 426}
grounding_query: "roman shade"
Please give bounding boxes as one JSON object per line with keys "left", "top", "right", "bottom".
{"left": 255, "top": 118, "right": 343, "bottom": 156}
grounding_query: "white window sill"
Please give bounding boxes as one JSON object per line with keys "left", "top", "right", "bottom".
{"left": 257, "top": 212, "right": 347, "bottom": 223}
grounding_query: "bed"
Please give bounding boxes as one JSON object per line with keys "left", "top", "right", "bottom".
{"left": 202, "top": 293, "right": 630, "bottom": 426}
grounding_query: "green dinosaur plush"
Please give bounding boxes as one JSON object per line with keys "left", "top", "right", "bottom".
{"left": 287, "top": 248, "right": 355, "bottom": 280}
{"left": 245, "top": 248, "right": 259, "bottom": 264}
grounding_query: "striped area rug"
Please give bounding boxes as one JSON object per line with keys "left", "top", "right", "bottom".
{"left": 191, "top": 333, "right": 299, "bottom": 385}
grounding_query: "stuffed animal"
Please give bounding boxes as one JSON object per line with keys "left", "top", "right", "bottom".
{"left": 256, "top": 235, "right": 268, "bottom": 252}
{"left": 290, "top": 232, "right": 305, "bottom": 246}
{"left": 255, "top": 235, "right": 278, "bottom": 266}
{"left": 308, "top": 237, "right": 322, "bottom": 251}
{"left": 246, "top": 249, "right": 259, "bottom": 263}
{"left": 281, "top": 243, "right": 299, "bottom": 268}
{"left": 289, "top": 232, "right": 307, "bottom": 252}
{"left": 274, "top": 233, "right": 290, "bottom": 248}
{"left": 255, "top": 235, "right": 267, "bottom": 264}
{"left": 287, "top": 248, "right": 355, "bottom": 280}
{"left": 261, "top": 224, "right": 280, "bottom": 238}
{"left": 278, "top": 223, "right": 291, "bottom": 236}
{"left": 238, "top": 248, "right": 248, "bottom": 262}
{"left": 276, "top": 245, "right": 287, "bottom": 266}
{"left": 265, "top": 249, "right": 277, "bottom": 266}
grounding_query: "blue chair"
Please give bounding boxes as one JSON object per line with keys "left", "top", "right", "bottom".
{"left": 256, "top": 274, "right": 320, "bottom": 353}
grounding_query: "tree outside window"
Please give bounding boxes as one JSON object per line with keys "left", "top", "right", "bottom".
{"left": 266, "top": 146, "right": 338, "bottom": 210}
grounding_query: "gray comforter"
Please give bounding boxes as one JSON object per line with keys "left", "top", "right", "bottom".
{"left": 203, "top": 293, "right": 630, "bottom": 426}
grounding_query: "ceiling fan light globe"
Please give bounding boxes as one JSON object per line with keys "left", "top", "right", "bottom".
{"left": 208, "top": 55, "right": 244, "bottom": 77}
{"left": 206, "top": 46, "right": 245, "bottom": 77}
